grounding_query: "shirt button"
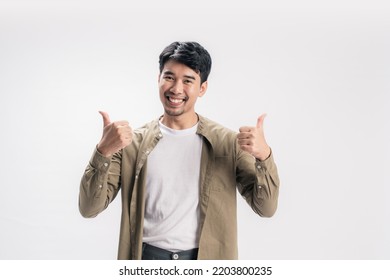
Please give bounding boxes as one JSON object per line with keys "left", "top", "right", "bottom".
{"left": 256, "top": 165, "right": 262, "bottom": 170}
{"left": 135, "top": 175, "right": 138, "bottom": 179}
{"left": 172, "top": 253, "right": 179, "bottom": 260}
{"left": 158, "top": 133, "right": 163, "bottom": 138}
{"left": 258, "top": 185, "right": 262, "bottom": 189}
{"left": 145, "top": 150, "right": 150, "bottom": 155}
{"left": 104, "top": 163, "right": 108, "bottom": 167}
{"left": 99, "top": 184, "right": 103, "bottom": 189}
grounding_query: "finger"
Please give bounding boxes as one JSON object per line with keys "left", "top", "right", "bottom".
{"left": 238, "top": 139, "right": 253, "bottom": 146}
{"left": 239, "top": 126, "right": 252, "bottom": 133}
{"left": 237, "top": 132, "right": 253, "bottom": 140}
{"left": 113, "top": 120, "right": 130, "bottom": 127}
{"left": 256, "top": 114, "right": 267, "bottom": 129}
{"left": 119, "top": 127, "right": 133, "bottom": 136}
{"left": 239, "top": 144, "right": 252, "bottom": 154}
{"left": 120, "top": 134, "right": 133, "bottom": 143}
{"left": 99, "top": 111, "right": 111, "bottom": 127}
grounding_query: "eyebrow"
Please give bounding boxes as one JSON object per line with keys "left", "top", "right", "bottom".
{"left": 183, "top": 75, "right": 196, "bottom": 81}
{"left": 163, "top": 70, "right": 196, "bottom": 81}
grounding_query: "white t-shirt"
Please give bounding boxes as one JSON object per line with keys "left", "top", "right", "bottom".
{"left": 143, "top": 121, "right": 203, "bottom": 251}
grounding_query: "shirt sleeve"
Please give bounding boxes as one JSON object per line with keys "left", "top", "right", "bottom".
{"left": 79, "top": 147, "right": 122, "bottom": 218}
{"left": 235, "top": 142, "right": 280, "bottom": 217}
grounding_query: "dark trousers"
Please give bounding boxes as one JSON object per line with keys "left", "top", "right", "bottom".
{"left": 142, "top": 243, "right": 198, "bottom": 260}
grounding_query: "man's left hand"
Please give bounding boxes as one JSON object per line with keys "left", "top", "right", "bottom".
{"left": 238, "top": 114, "right": 271, "bottom": 161}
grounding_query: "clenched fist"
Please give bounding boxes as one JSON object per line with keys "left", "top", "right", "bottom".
{"left": 237, "top": 114, "right": 271, "bottom": 161}
{"left": 97, "top": 111, "right": 133, "bottom": 157}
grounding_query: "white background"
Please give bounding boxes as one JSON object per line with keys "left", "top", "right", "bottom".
{"left": 0, "top": 0, "right": 389, "bottom": 260}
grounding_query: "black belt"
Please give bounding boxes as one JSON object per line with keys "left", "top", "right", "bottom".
{"left": 142, "top": 243, "right": 198, "bottom": 260}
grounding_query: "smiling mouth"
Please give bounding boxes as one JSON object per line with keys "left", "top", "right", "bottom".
{"left": 165, "top": 95, "right": 188, "bottom": 106}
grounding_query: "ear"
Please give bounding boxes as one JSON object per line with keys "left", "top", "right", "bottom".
{"left": 199, "top": 81, "right": 208, "bottom": 97}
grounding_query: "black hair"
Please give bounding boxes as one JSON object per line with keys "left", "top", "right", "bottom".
{"left": 159, "top": 41, "right": 212, "bottom": 84}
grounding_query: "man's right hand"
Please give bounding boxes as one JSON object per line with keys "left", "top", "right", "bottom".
{"left": 97, "top": 111, "right": 133, "bottom": 157}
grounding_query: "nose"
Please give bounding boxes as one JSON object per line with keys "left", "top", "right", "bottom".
{"left": 170, "top": 80, "right": 183, "bottom": 94}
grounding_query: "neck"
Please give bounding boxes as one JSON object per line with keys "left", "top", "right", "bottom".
{"left": 161, "top": 112, "right": 199, "bottom": 130}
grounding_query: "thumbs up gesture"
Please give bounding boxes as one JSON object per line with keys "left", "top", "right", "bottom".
{"left": 97, "top": 111, "right": 133, "bottom": 157}
{"left": 237, "top": 114, "right": 271, "bottom": 161}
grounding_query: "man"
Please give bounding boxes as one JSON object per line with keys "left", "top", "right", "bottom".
{"left": 79, "top": 41, "right": 280, "bottom": 260}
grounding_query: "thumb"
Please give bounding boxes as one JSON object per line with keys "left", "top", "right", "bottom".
{"left": 99, "top": 111, "right": 111, "bottom": 127}
{"left": 256, "top": 113, "right": 267, "bottom": 128}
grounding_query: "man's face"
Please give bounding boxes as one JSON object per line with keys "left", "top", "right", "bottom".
{"left": 158, "top": 60, "right": 207, "bottom": 118}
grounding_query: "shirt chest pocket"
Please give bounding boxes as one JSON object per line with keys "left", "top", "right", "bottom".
{"left": 211, "top": 155, "right": 235, "bottom": 192}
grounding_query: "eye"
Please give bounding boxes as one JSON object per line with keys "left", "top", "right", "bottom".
{"left": 184, "top": 79, "right": 193, "bottom": 84}
{"left": 164, "top": 75, "right": 174, "bottom": 81}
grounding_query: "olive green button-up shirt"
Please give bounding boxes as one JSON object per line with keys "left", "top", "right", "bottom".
{"left": 79, "top": 115, "right": 280, "bottom": 260}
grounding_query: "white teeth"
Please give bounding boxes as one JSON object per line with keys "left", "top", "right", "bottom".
{"left": 169, "top": 97, "right": 184, "bottom": 104}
